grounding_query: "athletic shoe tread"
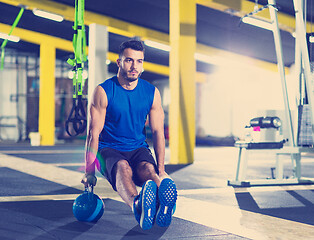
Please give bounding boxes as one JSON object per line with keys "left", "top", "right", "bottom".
{"left": 139, "top": 180, "right": 157, "bottom": 230}
{"left": 156, "top": 178, "right": 177, "bottom": 227}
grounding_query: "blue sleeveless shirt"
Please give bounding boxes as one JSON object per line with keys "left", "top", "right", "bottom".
{"left": 98, "top": 76, "right": 155, "bottom": 151}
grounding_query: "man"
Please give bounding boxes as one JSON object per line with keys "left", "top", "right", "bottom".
{"left": 81, "top": 39, "right": 177, "bottom": 230}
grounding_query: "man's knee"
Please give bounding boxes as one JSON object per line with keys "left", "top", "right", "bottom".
{"left": 115, "top": 160, "right": 132, "bottom": 176}
{"left": 137, "top": 161, "right": 157, "bottom": 176}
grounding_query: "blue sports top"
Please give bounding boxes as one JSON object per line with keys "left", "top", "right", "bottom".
{"left": 98, "top": 76, "right": 155, "bottom": 151}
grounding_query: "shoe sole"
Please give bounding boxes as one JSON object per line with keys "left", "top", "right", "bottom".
{"left": 140, "top": 180, "right": 157, "bottom": 230}
{"left": 156, "top": 178, "right": 177, "bottom": 227}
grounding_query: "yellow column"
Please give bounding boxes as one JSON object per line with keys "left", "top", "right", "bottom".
{"left": 169, "top": 0, "right": 196, "bottom": 164}
{"left": 39, "top": 42, "right": 56, "bottom": 145}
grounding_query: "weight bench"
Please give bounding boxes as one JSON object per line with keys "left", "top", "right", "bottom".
{"left": 227, "top": 140, "right": 314, "bottom": 187}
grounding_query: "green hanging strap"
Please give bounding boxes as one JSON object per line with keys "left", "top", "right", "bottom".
{"left": 0, "top": 7, "right": 24, "bottom": 70}
{"left": 1, "top": 49, "right": 5, "bottom": 70}
{"left": 65, "top": 0, "right": 87, "bottom": 137}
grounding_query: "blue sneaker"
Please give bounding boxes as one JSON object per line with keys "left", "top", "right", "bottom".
{"left": 134, "top": 180, "right": 158, "bottom": 230}
{"left": 156, "top": 178, "right": 177, "bottom": 227}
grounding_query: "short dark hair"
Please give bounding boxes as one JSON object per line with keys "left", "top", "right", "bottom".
{"left": 119, "top": 39, "right": 145, "bottom": 58}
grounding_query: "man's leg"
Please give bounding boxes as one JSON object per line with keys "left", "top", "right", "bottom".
{"left": 114, "top": 159, "right": 138, "bottom": 208}
{"left": 113, "top": 159, "right": 157, "bottom": 230}
{"left": 135, "top": 160, "right": 177, "bottom": 227}
{"left": 136, "top": 161, "right": 161, "bottom": 187}
{"left": 99, "top": 148, "right": 157, "bottom": 229}
{"left": 133, "top": 159, "right": 177, "bottom": 229}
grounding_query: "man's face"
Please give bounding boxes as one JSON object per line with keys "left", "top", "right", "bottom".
{"left": 117, "top": 48, "right": 144, "bottom": 82}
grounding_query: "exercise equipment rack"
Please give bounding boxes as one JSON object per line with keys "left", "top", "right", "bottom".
{"left": 228, "top": 0, "right": 314, "bottom": 187}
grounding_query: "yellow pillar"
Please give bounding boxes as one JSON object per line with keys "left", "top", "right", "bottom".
{"left": 169, "top": 0, "right": 196, "bottom": 164}
{"left": 38, "top": 42, "right": 56, "bottom": 145}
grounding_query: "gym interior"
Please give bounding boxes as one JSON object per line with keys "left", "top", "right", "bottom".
{"left": 0, "top": 0, "right": 314, "bottom": 239}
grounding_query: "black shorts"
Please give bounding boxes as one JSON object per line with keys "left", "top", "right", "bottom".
{"left": 98, "top": 147, "right": 158, "bottom": 191}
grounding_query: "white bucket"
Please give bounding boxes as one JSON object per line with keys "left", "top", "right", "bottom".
{"left": 29, "top": 132, "right": 41, "bottom": 146}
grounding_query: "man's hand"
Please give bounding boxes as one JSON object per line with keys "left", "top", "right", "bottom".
{"left": 81, "top": 173, "right": 97, "bottom": 187}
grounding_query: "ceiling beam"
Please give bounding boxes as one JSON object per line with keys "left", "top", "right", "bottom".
{"left": 0, "top": 22, "right": 72, "bottom": 50}
{"left": 197, "top": 43, "right": 289, "bottom": 73}
{"left": 0, "top": 0, "right": 289, "bottom": 72}
{"left": 196, "top": 0, "right": 313, "bottom": 34}
{"left": 0, "top": 22, "right": 172, "bottom": 77}
{"left": 0, "top": 0, "right": 169, "bottom": 43}
{"left": 0, "top": 22, "right": 208, "bottom": 81}
{"left": 1, "top": 0, "right": 305, "bottom": 44}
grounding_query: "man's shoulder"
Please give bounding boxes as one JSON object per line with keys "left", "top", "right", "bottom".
{"left": 99, "top": 76, "right": 117, "bottom": 89}
{"left": 139, "top": 78, "right": 155, "bottom": 90}
{"left": 102, "top": 75, "right": 117, "bottom": 84}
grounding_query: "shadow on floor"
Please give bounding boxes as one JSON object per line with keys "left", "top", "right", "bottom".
{"left": 165, "top": 164, "right": 191, "bottom": 175}
{"left": 0, "top": 198, "right": 169, "bottom": 240}
{"left": 235, "top": 190, "right": 314, "bottom": 225}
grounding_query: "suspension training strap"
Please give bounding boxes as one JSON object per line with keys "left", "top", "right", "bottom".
{"left": 66, "top": 0, "right": 87, "bottom": 136}
{"left": 1, "top": 7, "right": 24, "bottom": 70}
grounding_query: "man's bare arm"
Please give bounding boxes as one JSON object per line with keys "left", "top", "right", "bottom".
{"left": 149, "top": 88, "right": 168, "bottom": 177}
{"left": 82, "top": 85, "right": 107, "bottom": 186}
